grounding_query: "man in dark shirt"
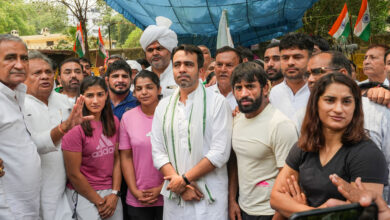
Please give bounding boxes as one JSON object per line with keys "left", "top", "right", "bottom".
{"left": 105, "top": 59, "right": 138, "bottom": 120}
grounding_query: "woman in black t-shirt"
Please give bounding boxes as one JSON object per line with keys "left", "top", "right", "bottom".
{"left": 270, "top": 73, "right": 387, "bottom": 218}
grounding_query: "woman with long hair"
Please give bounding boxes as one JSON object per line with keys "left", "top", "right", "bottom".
{"left": 270, "top": 73, "right": 387, "bottom": 217}
{"left": 62, "top": 76, "right": 122, "bottom": 219}
{"left": 119, "top": 70, "right": 164, "bottom": 220}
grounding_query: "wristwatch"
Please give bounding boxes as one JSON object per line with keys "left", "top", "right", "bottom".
{"left": 111, "top": 190, "right": 121, "bottom": 197}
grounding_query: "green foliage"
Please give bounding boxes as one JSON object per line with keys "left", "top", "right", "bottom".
{"left": 100, "top": 7, "right": 136, "bottom": 48}
{"left": 26, "top": 1, "right": 68, "bottom": 34}
{"left": 0, "top": 0, "right": 35, "bottom": 35}
{"left": 301, "top": 0, "right": 390, "bottom": 37}
{"left": 0, "top": 0, "right": 68, "bottom": 35}
{"left": 122, "top": 28, "right": 142, "bottom": 48}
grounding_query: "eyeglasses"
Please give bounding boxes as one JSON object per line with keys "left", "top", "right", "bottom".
{"left": 308, "top": 67, "right": 340, "bottom": 76}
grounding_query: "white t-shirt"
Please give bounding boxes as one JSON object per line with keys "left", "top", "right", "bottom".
{"left": 269, "top": 80, "right": 310, "bottom": 124}
{"left": 232, "top": 104, "right": 298, "bottom": 216}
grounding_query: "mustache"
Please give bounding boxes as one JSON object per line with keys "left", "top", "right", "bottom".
{"left": 10, "top": 70, "right": 26, "bottom": 75}
{"left": 115, "top": 82, "right": 127, "bottom": 87}
{"left": 238, "top": 97, "right": 253, "bottom": 103}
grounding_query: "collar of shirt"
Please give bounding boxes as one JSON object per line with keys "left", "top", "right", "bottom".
{"left": 0, "top": 82, "right": 26, "bottom": 106}
{"left": 281, "top": 79, "right": 309, "bottom": 96}
{"left": 111, "top": 91, "right": 136, "bottom": 107}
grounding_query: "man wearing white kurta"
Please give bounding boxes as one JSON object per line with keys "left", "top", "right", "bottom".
{"left": 23, "top": 51, "right": 93, "bottom": 219}
{"left": 0, "top": 34, "right": 41, "bottom": 220}
{"left": 140, "top": 16, "right": 178, "bottom": 98}
{"left": 151, "top": 44, "right": 232, "bottom": 220}
{"left": 269, "top": 33, "right": 313, "bottom": 124}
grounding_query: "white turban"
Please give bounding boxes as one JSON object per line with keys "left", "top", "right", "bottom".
{"left": 126, "top": 60, "right": 142, "bottom": 72}
{"left": 140, "top": 16, "right": 178, "bottom": 53}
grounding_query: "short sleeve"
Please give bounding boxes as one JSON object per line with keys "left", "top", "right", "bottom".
{"left": 270, "top": 120, "right": 298, "bottom": 168}
{"left": 61, "top": 125, "right": 83, "bottom": 152}
{"left": 119, "top": 114, "right": 131, "bottom": 150}
{"left": 347, "top": 140, "right": 388, "bottom": 185}
{"left": 285, "top": 143, "right": 303, "bottom": 171}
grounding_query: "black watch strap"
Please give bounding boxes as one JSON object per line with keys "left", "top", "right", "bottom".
{"left": 182, "top": 174, "right": 191, "bottom": 185}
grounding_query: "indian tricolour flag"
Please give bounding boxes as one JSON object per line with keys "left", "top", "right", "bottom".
{"left": 97, "top": 27, "right": 108, "bottom": 59}
{"left": 328, "top": 3, "right": 350, "bottom": 39}
{"left": 73, "top": 22, "right": 85, "bottom": 57}
{"left": 354, "top": 0, "right": 370, "bottom": 42}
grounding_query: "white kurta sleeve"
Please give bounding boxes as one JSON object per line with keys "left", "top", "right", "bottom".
{"left": 30, "top": 129, "right": 57, "bottom": 154}
{"left": 205, "top": 97, "right": 232, "bottom": 168}
{"left": 151, "top": 101, "right": 171, "bottom": 170}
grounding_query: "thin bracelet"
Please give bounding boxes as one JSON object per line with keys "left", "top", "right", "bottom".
{"left": 58, "top": 123, "right": 66, "bottom": 135}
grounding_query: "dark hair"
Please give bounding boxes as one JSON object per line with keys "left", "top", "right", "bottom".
{"left": 59, "top": 58, "right": 82, "bottom": 75}
{"left": 106, "top": 54, "right": 123, "bottom": 64}
{"left": 236, "top": 45, "right": 254, "bottom": 61}
{"left": 311, "top": 35, "right": 330, "bottom": 51}
{"left": 171, "top": 44, "right": 204, "bottom": 69}
{"left": 79, "top": 76, "right": 116, "bottom": 137}
{"left": 79, "top": 57, "right": 92, "bottom": 66}
{"left": 315, "top": 51, "right": 352, "bottom": 76}
{"left": 136, "top": 58, "right": 150, "bottom": 68}
{"left": 367, "top": 44, "right": 390, "bottom": 53}
{"left": 198, "top": 45, "right": 211, "bottom": 54}
{"left": 266, "top": 42, "right": 280, "bottom": 50}
{"left": 106, "top": 59, "right": 132, "bottom": 78}
{"left": 133, "top": 70, "right": 160, "bottom": 89}
{"left": 299, "top": 73, "right": 367, "bottom": 152}
{"left": 279, "top": 33, "right": 314, "bottom": 55}
{"left": 252, "top": 59, "right": 264, "bottom": 68}
{"left": 215, "top": 46, "right": 243, "bottom": 63}
{"left": 231, "top": 62, "right": 268, "bottom": 88}
{"left": 384, "top": 49, "right": 390, "bottom": 63}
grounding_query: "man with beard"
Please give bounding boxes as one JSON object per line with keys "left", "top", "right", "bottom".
{"left": 264, "top": 42, "right": 283, "bottom": 87}
{"left": 228, "top": 62, "right": 298, "bottom": 220}
{"left": 269, "top": 33, "right": 313, "bottom": 123}
{"left": 105, "top": 59, "right": 138, "bottom": 120}
{"left": 140, "top": 17, "right": 178, "bottom": 98}
{"left": 57, "top": 58, "right": 84, "bottom": 103}
{"left": 151, "top": 44, "right": 232, "bottom": 219}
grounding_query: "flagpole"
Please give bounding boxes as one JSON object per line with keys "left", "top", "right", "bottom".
{"left": 349, "top": 14, "right": 355, "bottom": 63}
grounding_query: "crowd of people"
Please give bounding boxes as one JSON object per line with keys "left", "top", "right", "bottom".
{"left": 0, "top": 16, "right": 390, "bottom": 220}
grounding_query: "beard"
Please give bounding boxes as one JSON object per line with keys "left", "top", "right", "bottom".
{"left": 283, "top": 68, "right": 306, "bottom": 80}
{"left": 266, "top": 68, "right": 283, "bottom": 81}
{"left": 109, "top": 83, "right": 129, "bottom": 95}
{"left": 237, "top": 90, "right": 263, "bottom": 114}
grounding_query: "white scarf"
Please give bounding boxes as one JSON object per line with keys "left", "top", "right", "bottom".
{"left": 161, "top": 82, "right": 215, "bottom": 205}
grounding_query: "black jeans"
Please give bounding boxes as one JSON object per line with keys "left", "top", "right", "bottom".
{"left": 127, "top": 205, "right": 163, "bottom": 220}
{"left": 241, "top": 210, "right": 273, "bottom": 220}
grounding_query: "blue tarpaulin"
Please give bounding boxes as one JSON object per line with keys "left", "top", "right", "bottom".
{"left": 105, "top": 0, "right": 319, "bottom": 50}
